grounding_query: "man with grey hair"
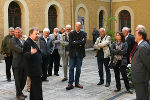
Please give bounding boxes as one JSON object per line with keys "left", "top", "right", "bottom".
{"left": 60, "top": 25, "right": 71, "bottom": 81}
{"left": 94, "top": 27, "right": 111, "bottom": 87}
{"left": 48, "top": 28, "right": 61, "bottom": 76}
{"left": 1, "top": 27, "right": 14, "bottom": 82}
{"left": 10, "top": 27, "right": 27, "bottom": 100}
{"left": 39, "top": 28, "right": 53, "bottom": 82}
{"left": 122, "top": 27, "right": 135, "bottom": 64}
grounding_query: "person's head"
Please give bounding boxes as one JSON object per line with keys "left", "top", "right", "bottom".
{"left": 60, "top": 28, "right": 65, "bottom": 34}
{"left": 115, "top": 32, "right": 125, "bottom": 42}
{"left": 136, "top": 25, "right": 146, "bottom": 32}
{"left": 99, "top": 28, "right": 106, "bottom": 38}
{"left": 135, "top": 29, "right": 147, "bottom": 43}
{"left": 53, "top": 28, "right": 59, "bottom": 35}
{"left": 75, "top": 22, "right": 81, "bottom": 32}
{"left": 29, "top": 27, "right": 39, "bottom": 41}
{"left": 122, "top": 27, "right": 129, "bottom": 37}
{"left": 65, "top": 25, "right": 71, "bottom": 33}
{"left": 9, "top": 27, "right": 14, "bottom": 36}
{"left": 128, "top": 28, "right": 131, "bottom": 33}
{"left": 43, "top": 28, "right": 50, "bottom": 38}
{"left": 14, "top": 27, "right": 22, "bottom": 39}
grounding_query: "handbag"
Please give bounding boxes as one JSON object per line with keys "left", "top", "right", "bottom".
{"left": 108, "top": 55, "right": 115, "bottom": 69}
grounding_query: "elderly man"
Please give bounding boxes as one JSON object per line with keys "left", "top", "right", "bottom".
{"left": 10, "top": 27, "right": 27, "bottom": 100}
{"left": 60, "top": 25, "right": 71, "bottom": 81}
{"left": 1, "top": 27, "right": 14, "bottom": 82}
{"left": 131, "top": 28, "right": 150, "bottom": 100}
{"left": 94, "top": 28, "right": 111, "bottom": 87}
{"left": 48, "top": 28, "right": 61, "bottom": 76}
{"left": 66, "top": 22, "right": 87, "bottom": 90}
{"left": 122, "top": 27, "right": 135, "bottom": 64}
{"left": 39, "top": 28, "right": 53, "bottom": 82}
{"left": 23, "top": 27, "right": 43, "bottom": 100}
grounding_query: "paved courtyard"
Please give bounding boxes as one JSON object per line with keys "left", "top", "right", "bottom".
{"left": 0, "top": 50, "right": 136, "bottom": 100}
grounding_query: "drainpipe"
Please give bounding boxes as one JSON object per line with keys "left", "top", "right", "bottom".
{"left": 110, "top": 0, "right": 112, "bottom": 30}
{"left": 71, "top": 0, "right": 75, "bottom": 29}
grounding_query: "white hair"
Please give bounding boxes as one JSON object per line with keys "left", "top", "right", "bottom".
{"left": 9, "top": 27, "right": 14, "bottom": 30}
{"left": 122, "top": 27, "right": 129, "bottom": 32}
{"left": 43, "top": 28, "right": 50, "bottom": 33}
{"left": 137, "top": 25, "right": 146, "bottom": 31}
{"left": 100, "top": 28, "right": 106, "bottom": 32}
{"left": 15, "top": 27, "right": 22, "bottom": 32}
{"left": 65, "top": 24, "right": 71, "bottom": 29}
{"left": 75, "top": 22, "right": 81, "bottom": 25}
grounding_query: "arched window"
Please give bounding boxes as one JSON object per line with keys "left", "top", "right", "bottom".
{"left": 48, "top": 5, "right": 57, "bottom": 34}
{"left": 119, "top": 10, "right": 131, "bottom": 31}
{"left": 99, "top": 10, "right": 104, "bottom": 28}
{"left": 8, "top": 1, "right": 21, "bottom": 28}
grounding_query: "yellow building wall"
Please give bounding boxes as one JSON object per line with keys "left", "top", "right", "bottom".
{"left": 113, "top": 0, "right": 150, "bottom": 38}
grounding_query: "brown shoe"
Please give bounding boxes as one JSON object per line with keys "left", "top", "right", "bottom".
{"left": 21, "top": 94, "right": 27, "bottom": 98}
{"left": 75, "top": 84, "right": 83, "bottom": 89}
{"left": 16, "top": 95, "right": 25, "bottom": 100}
{"left": 62, "top": 78, "right": 68, "bottom": 81}
{"left": 66, "top": 84, "right": 74, "bottom": 90}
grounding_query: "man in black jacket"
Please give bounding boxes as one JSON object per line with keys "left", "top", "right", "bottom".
{"left": 39, "top": 28, "right": 53, "bottom": 81}
{"left": 122, "top": 27, "right": 135, "bottom": 64}
{"left": 23, "top": 27, "right": 43, "bottom": 100}
{"left": 10, "top": 27, "right": 27, "bottom": 100}
{"left": 66, "top": 22, "right": 87, "bottom": 90}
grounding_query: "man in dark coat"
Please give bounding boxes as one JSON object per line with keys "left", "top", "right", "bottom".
{"left": 39, "top": 28, "right": 53, "bottom": 81}
{"left": 122, "top": 27, "right": 135, "bottom": 64}
{"left": 1, "top": 27, "right": 14, "bottom": 81}
{"left": 66, "top": 22, "right": 87, "bottom": 90}
{"left": 23, "top": 27, "right": 43, "bottom": 100}
{"left": 131, "top": 28, "right": 150, "bottom": 100}
{"left": 10, "top": 27, "right": 27, "bottom": 100}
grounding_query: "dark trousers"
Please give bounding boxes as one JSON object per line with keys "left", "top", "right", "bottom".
{"left": 134, "top": 82, "right": 149, "bottom": 100}
{"left": 30, "top": 76, "right": 43, "bottom": 100}
{"left": 4, "top": 56, "right": 13, "bottom": 80}
{"left": 13, "top": 67, "right": 26, "bottom": 96}
{"left": 48, "top": 49, "right": 60, "bottom": 75}
{"left": 113, "top": 60, "right": 130, "bottom": 90}
{"left": 97, "top": 56, "right": 111, "bottom": 83}
{"left": 41, "top": 55, "right": 49, "bottom": 80}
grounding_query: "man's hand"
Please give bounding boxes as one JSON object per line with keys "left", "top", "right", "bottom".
{"left": 30, "top": 46, "right": 37, "bottom": 54}
{"left": 3, "top": 54, "right": 7, "bottom": 57}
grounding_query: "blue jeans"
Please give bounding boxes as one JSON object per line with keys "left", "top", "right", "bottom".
{"left": 68, "top": 56, "right": 83, "bottom": 85}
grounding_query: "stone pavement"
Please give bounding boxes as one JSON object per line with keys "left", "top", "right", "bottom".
{"left": 0, "top": 50, "right": 136, "bottom": 100}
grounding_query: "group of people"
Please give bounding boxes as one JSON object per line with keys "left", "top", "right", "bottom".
{"left": 94, "top": 25, "right": 150, "bottom": 100}
{"left": 1, "top": 22, "right": 86, "bottom": 100}
{"left": 1, "top": 22, "right": 150, "bottom": 100}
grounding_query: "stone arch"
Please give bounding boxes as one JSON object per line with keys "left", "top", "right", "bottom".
{"left": 97, "top": 6, "right": 108, "bottom": 29}
{"left": 45, "top": 0, "right": 64, "bottom": 30}
{"left": 75, "top": 3, "right": 89, "bottom": 39}
{"left": 115, "top": 6, "right": 134, "bottom": 34}
{"left": 4, "top": 0, "right": 29, "bottom": 36}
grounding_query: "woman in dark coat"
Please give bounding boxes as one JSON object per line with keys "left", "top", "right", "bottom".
{"left": 110, "top": 32, "right": 132, "bottom": 94}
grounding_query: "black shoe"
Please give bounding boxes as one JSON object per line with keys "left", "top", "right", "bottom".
{"left": 21, "top": 94, "right": 27, "bottom": 98}
{"left": 7, "top": 79, "right": 11, "bottom": 82}
{"left": 47, "top": 74, "right": 52, "bottom": 77}
{"left": 105, "top": 82, "right": 110, "bottom": 87}
{"left": 97, "top": 81, "right": 104, "bottom": 85}
{"left": 66, "top": 84, "right": 74, "bottom": 90}
{"left": 114, "top": 89, "right": 121, "bottom": 92}
{"left": 54, "top": 73, "right": 59, "bottom": 76}
{"left": 127, "top": 89, "right": 133, "bottom": 94}
{"left": 60, "top": 65, "right": 62, "bottom": 67}
{"left": 42, "top": 79, "right": 49, "bottom": 82}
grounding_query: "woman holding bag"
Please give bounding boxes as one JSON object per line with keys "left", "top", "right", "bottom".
{"left": 110, "top": 32, "right": 132, "bottom": 94}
